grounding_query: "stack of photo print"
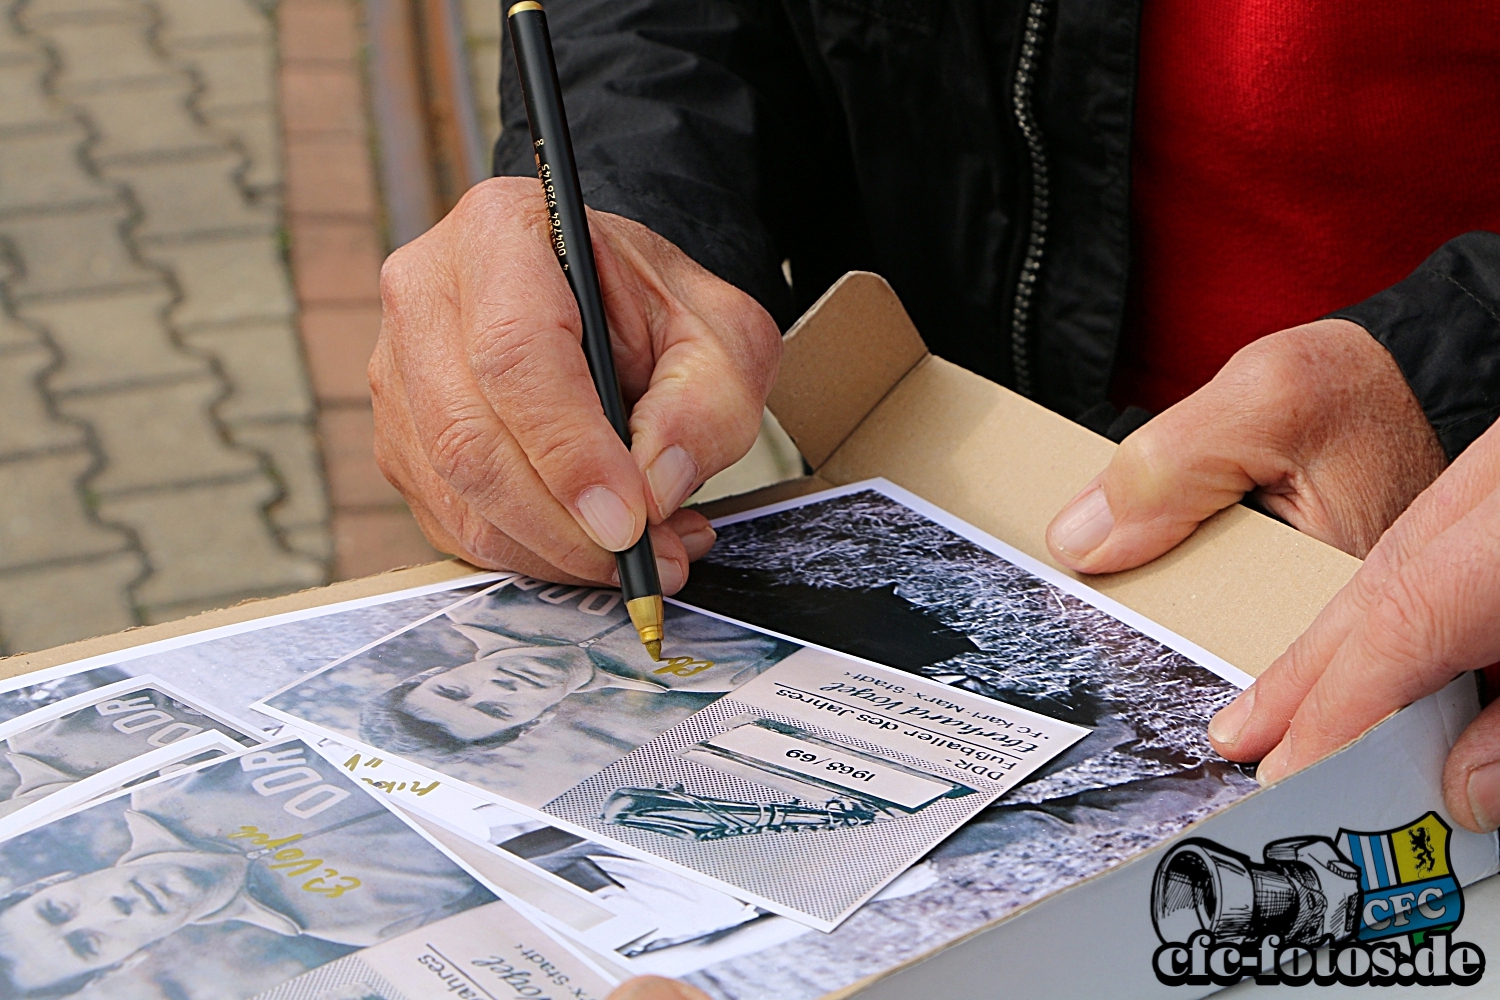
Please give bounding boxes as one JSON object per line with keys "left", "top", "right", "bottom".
{"left": 0, "top": 480, "right": 1253, "bottom": 1000}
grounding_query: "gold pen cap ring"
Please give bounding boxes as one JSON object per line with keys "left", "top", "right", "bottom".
{"left": 508, "top": 1, "right": 543, "bottom": 15}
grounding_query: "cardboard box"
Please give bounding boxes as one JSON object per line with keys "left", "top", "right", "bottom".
{"left": 3, "top": 272, "right": 1496, "bottom": 997}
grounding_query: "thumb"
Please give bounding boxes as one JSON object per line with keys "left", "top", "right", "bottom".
{"left": 1046, "top": 399, "right": 1263, "bottom": 575}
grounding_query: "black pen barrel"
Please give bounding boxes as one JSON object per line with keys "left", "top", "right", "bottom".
{"left": 506, "top": 3, "right": 662, "bottom": 616}
{"left": 506, "top": 5, "right": 628, "bottom": 442}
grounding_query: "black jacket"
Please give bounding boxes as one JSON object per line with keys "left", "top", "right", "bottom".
{"left": 495, "top": 0, "right": 1500, "bottom": 459}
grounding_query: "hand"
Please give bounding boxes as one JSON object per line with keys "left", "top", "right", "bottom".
{"left": 607, "top": 977, "right": 712, "bottom": 1000}
{"left": 1043, "top": 318, "right": 1500, "bottom": 832}
{"left": 371, "top": 176, "right": 781, "bottom": 591}
{"left": 1045, "top": 318, "right": 1445, "bottom": 571}
{"left": 1209, "top": 421, "right": 1500, "bottom": 832}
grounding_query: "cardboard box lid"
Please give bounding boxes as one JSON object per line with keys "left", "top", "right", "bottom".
{"left": 760, "top": 271, "right": 1361, "bottom": 677}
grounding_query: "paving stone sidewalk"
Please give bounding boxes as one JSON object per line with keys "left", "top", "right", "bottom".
{"left": 0, "top": 0, "right": 328, "bottom": 654}
{"left": 0, "top": 0, "right": 797, "bottom": 658}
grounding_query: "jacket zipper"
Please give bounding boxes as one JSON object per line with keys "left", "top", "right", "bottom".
{"left": 1009, "top": 0, "right": 1049, "bottom": 398}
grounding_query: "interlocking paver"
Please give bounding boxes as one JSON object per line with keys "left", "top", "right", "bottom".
{"left": 184, "top": 321, "right": 314, "bottom": 422}
{"left": 332, "top": 510, "right": 443, "bottom": 580}
{"left": 21, "top": 289, "right": 207, "bottom": 393}
{"left": 186, "top": 43, "right": 275, "bottom": 110}
{"left": 0, "top": 451, "right": 128, "bottom": 569}
{"left": 462, "top": 0, "right": 502, "bottom": 152}
{"left": 116, "top": 153, "right": 275, "bottom": 239}
{"left": 283, "top": 523, "right": 334, "bottom": 564}
{"left": 69, "top": 84, "right": 218, "bottom": 161}
{"left": 0, "top": 0, "right": 335, "bottom": 652}
{"left": 151, "top": 0, "right": 271, "bottom": 43}
{"left": 230, "top": 419, "right": 330, "bottom": 533}
{"left": 22, "top": 0, "right": 143, "bottom": 21}
{"left": 0, "top": 310, "right": 39, "bottom": 351}
{"left": 38, "top": 23, "right": 170, "bottom": 89}
{"left": 59, "top": 378, "right": 262, "bottom": 493}
{"left": 112, "top": 478, "right": 323, "bottom": 612}
{"left": 0, "top": 346, "right": 83, "bottom": 457}
{"left": 0, "top": 129, "right": 115, "bottom": 212}
{"left": 0, "top": 551, "right": 140, "bottom": 653}
{"left": 0, "top": 61, "right": 60, "bottom": 131}
{"left": 151, "top": 234, "right": 295, "bottom": 325}
{"left": 0, "top": 24, "right": 37, "bottom": 62}
{"left": 211, "top": 106, "right": 281, "bottom": 197}
{"left": 4, "top": 209, "right": 160, "bottom": 297}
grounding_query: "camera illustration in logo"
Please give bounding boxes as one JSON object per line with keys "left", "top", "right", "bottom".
{"left": 1152, "top": 835, "right": 1361, "bottom": 948}
{"left": 1150, "top": 812, "right": 1485, "bottom": 987}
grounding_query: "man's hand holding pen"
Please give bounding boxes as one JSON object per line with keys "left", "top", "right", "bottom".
{"left": 370, "top": 174, "right": 781, "bottom": 594}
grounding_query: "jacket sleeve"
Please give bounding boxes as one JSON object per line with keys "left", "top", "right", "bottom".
{"left": 1331, "top": 231, "right": 1500, "bottom": 460}
{"left": 494, "top": 0, "right": 810, "bottom": 327}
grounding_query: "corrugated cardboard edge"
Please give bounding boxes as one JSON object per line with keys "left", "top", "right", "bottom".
{"left": 0, "top": 559, "right": 483, "bottom": 679}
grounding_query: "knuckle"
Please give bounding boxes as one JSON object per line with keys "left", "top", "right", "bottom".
{"left": 1362, "top": 575, "right": 1445, "bottom": 697}
{"left": 1114, "top": 423, "right": 1178, "bottom": 489}
{"left": 523, "top": 421, "right": 601, "bottom": 483}
{"left": 425, "top": 411, "right": 495, "bottom": 489}
{"left": 549, "top": 536, "right": 609, "bottom": 580}
{"left": 378, "top": 249, "right": 416, "bottom": 312}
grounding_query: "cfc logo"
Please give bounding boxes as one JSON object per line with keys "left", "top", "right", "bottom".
{"left": 1150, "top": 812, "right": 1486, "bottom": 987}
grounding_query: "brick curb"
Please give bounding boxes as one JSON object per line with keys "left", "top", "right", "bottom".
{"left": 277, "top": 0, "right": 439, "bottom": 579}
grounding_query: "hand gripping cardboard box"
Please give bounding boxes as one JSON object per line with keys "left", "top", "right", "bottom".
{"left": 3, "top": 272, "right": 1496, "bottom": 997}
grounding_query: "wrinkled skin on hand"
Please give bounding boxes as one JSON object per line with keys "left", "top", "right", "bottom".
{"left": 1047, "top": 319, "right": 1446, "bottom": 572}
{"left": 1048, "top": 318, "right": 1500, "bottom": 833}
{"left": 1210, "top": 423, "right": 1500, "bottom": 833}
{"left": 371, "top": 176, "right": 782, "bottom": 593}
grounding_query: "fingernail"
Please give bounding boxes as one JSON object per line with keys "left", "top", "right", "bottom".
{"left": 1208, "top": 687, "right": 1255, "bottom": 747}
{"left": 656, "top": 556, "right": 685, "bottom": 594}
{"left": 1256, "top": 740, "right": 1290, "bottom": 786}
{"left": 1052, "top": 487, "right": 1114, "bottom": 559}
{"left": 576, "top": 486, "right": 637, "bottom": 551}
{"left": 679, "top": 525, "right": 717, "bottom": 561}
{"left": 645, "top": 445, "right": 699, "bottom": 516}
{"left": 1467, "top": 761, "right": 1500, "bottom": 832}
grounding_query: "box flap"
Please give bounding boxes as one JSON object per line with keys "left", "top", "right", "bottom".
{"left": 768, "top": 273, "right": 1361, "bottom": 676}
{"left": 768, "top": 272, "right": 929, "bottom": 469}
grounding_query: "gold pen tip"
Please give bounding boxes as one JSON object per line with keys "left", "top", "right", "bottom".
{"left": 626, "top": 595, "right": 665, "bottom": 661}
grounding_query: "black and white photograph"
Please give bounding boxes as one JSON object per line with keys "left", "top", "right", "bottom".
{"left": 655, "top": 481, "right": 1259, "bottom": 996}
{"left": 544, "top": 642, "right": 1087, "bottom": 929}
{"left": 0, "top": 740, "right": 500, "bottom": 1000}
{"left": 470, "top": 802, "right": 764, "bottom": 957}
{"left": 255, "top": 579, "right": 799, "bottom": 806}
{"left": 0, "top": 680, "right": 262, "bottom": 824}
{"left": 0, "top": 581, "right": 500, "bottom": 733}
